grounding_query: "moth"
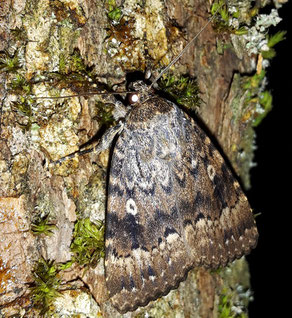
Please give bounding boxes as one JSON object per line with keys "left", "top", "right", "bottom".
{"left": 48, "top": 5, "right": 258, "bottom": 314}
{"left": 104, "top": 80, "right": 258, "bottom": 313}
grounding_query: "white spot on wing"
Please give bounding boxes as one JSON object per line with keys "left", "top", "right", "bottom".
{"left": 207, "top": 164, "right": 216, "bottom": 181}
{"left": 196, "top": 218, "right": 206, "bottom": 228}
{"left": 166, "top": 232, "right": 179, "bottom": 244}
{"left": 126, "top": 198, "right": 137, "bottom": 215}
{"left": 159, "top": 241, "right": 166, "bottom": 250}
{"left": 191, "top": 158, "right": 198, "bottom": 169}
{"left": 149, "top": 275, "right": 156, "bottom": 282}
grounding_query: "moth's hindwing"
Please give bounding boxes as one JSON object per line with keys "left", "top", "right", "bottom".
{"left": 105, "top": 95, "right": 258, "bottom": 313}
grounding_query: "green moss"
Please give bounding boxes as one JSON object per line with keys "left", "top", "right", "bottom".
{"left": 219, "top": 290, "right": 242, "bottom": 318}
{"left": 211, "top": 0, "right": 229, "bottom": 22}
{"left": 218, "top": 291, "right": 233, "bottom": 318}
{"left": 30, "top": 257, "right": 61, "bottom": 315}
{"left": 252, "top": 90, "right": 272, "bottom": 127}
{"left": 10, "top": 27, "right": 29, "bottom": 42}
{"left": 262, "top": 30, "right": 286, "bottom": 59}
{"left": 12, "top": 98, "right": 32, "bottom": 117}
{"left": 70, "top": 51, "right": 88, "bottom": 73}
{"left": 108, "top": 7, "right": 122, "bottom": 22}
{"left": 240, "top": 70, "right": 273, "bottom": 127}
{"left": 71, "top": 218, "right": 105, "bottom": 266}
{"left": 211, "top": 1, "right": 248, "bottom": 35}
{"left": 59, "top": 49, "right": 88, "bottom": 75}
{"left": 242, "top": 70, "right": 265, "bottom": 91}
{"left": 95, "top": 101, "right": 115, "bottom": 126}
{"left": 107, "top": 0, "right": 122, "bottom": 22}
{"left": 36, "top": 48, "right": 109, "bottom": 98}
{"left": 9, "top": 74, "right": 32, "bottom": 97}
{"left": 10, "top": 97, "right": 36, "bottom": 131}
{"left": 217, "top": 260, "right": 253, "bottom": 318}
{"left": 266, "top": 30, "right": 286, "bottom": 48}
{"left": 158, "top": 75, "right": 201, "bottom": 111}
{"left": 216, "top": 40, "right": 233, "bottom": 55}
{"left": 58, "top": 260, "right": 74, "bottom": 271}
{"left": 0, "top": 51, "right": 21, "bottom": 73}
{"left": 218, "top": 288, "right": 248, "bottom": 318}
{"left": 31, "top": 213, "right": 57, "bottom": 236}
{"left": 58, "top": 53, "right": 67, "bottom": 74}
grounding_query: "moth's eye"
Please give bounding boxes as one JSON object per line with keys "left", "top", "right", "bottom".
{"left": 128, "top": 93, "right": 140, "bottom": 105}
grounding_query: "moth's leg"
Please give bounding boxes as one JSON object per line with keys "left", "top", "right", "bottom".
{"left": 94, "top": 121, "right": 124, "bottom": 153}
{"left": 112, "top": 100, "right": 129, "bottom": 121}
{"left": 52, "top": 121, "right": 124, "bottom": 165}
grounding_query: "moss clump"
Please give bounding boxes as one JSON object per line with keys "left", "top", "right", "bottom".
{"left": 107, "top": 0, "right": 123, "bottom": 22}
{"left": 59, "top": 49, "right": 89, "bottom": 75}
{"left": 242, "top": 70, "right": 266, "bottom": 91}
{"left": 11, "top": 97, "right": 36, "bottom": 131}
{"left": 261, "top": 30, "right": 286, "bottom": 59}
{"left": 240, "top": 70, "right": 272, "bottom": 127}
{"left": 0, "top": 51, "right": 21, "bottom": 73}
{"left": 30, "top": 258, "right": 61, "bottom": 315}
{"left": 211, "top": 0, "right": 230, "bottom": 24}
{"left": 31, "top": 214, "right": 57, "bottom": 236}
{"left": 252, "top": 90, "right": 272, "bottom": 127}
{"left": 11, "top": 98, "right": 32, "bottom": 118}
{"left": 9, "top": 74, "right": 32, "bottom": 95}
{"left": 108, "top": 7, "right": 122, "bottom": 22}
{"left": 95, "top": 101, "right": 115, "bottom": 127}
{"left": 70, "top": 218, "right": 105, "bottom": 266}
{"left": 211, "top": 0, "right": 248, "bottom": 35}
{"left": 158, "top": 75, "right": 201, "bottom": 111}
{"left": 10, "top": 27, "right": 29, "bottom": 42}
{"left": 218, "top": 288, "right": 248, "bottom": 318}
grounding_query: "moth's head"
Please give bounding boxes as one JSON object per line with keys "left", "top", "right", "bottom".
{"left": 127, "top": 80, "right": 154, "bottom": 105}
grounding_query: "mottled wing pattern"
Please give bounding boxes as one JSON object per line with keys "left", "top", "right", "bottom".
{"left": 105, "top": 96, "right": 258, "bottom": 313}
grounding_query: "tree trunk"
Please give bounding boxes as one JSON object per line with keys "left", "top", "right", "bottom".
{"left": 0, "top": 0, "right": 285, "bottom": 317}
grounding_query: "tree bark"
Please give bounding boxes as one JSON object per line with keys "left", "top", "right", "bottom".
{"left": 0, "top": 0, "right": 285, "bottom": 316}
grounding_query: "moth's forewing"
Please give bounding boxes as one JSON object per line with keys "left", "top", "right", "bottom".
{"left": 105, "top": 91, "right": 258, "bottom": 313}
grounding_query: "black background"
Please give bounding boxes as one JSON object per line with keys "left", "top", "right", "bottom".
{"left": 247, "top": 2, "right": 291, "bottom": 317}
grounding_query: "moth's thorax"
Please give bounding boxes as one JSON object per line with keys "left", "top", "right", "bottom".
{"left": 128, "top": 96, "right": 174, "bottom": 123}
{"left": 127, "top": 80, "right": 174, "bottom": 123}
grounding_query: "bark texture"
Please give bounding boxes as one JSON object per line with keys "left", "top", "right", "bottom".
{"left": 0, "top": 0, "right": 285, "bottom": 317}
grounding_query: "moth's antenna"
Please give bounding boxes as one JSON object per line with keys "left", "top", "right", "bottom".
{"left": 34, "top": 4, "right": 222, "bottom": 101}
{"left": 149, "top": 4, "right": 223, "bottom": 89}
{"left": 34, "top": 90, "right": 132, "bottom": 100}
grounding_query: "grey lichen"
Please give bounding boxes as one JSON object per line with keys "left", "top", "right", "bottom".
{"left": 218, "top": 259, "right": 253, "bottom": 318}
{"left": 73, "top": 167, "right": 107, "bottom": 221}
{"left": 23, "top": 0, "right": 85, "bottom": 77}
{"left": 243, "top": 8, "right": 282, "bottom": 56}
{"left": 52, "top": 290, "right": 102, "bottom": 317}
{"left": 228, "top": 6, "right": 283, "bottom": 65}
